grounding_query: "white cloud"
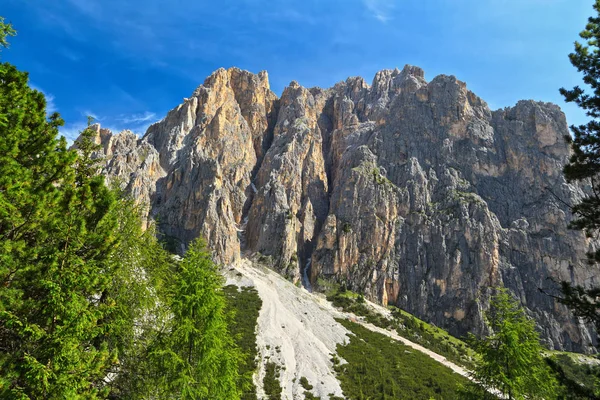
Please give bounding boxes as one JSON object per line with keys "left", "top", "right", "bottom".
{"left": 118, "top": 111, "right": 157, "bottom": 124}
{"left": 364, "top": 0, "right": 395, "bottom": 23}
{"left": 81, "top": 110, "right": 101, "bottom": 121}
{"left": 29, "top": 83, "right": 58, "bottom": 114}
{"left": 59, "top": 121, "right": 87, "bottom": 145}
{"left": 59, "top": 110, "right": 158, "bottom": 144}
{"left": 59, "top": 47, "right": 82, "bottom": 62}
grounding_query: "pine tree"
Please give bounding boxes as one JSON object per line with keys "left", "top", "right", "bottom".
{"left": 0, "top": 21, "right": 94, "bottom": 397}
{"left": 0, "top": 114, "right": 122, "bottom": 397}
{"left": 559, "top": 0, "right": 600, "bottom": 332}
{"left": 0, "top": 22, "right": 127, "bottom": 395}
{"left": 461, "top": 289, "right": 558, "bottom": 400}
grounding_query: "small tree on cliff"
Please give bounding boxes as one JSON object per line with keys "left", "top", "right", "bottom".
{"left": 461, "top": 289, "right": 557, "bottom": 400}
{"left": 559, "top": 0, "right": 600, "bottom": 331}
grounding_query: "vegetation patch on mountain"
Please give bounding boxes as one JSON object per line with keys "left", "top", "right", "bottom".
{"left": 262, "top": 361, "right": 283, "bottom": 400}
{"left": 546, "top": 352, "right": 600, "bottom": 399}
{"left": 325, "top": 284, "right": 476, "bottom": 369}
{"left": 223, "top": 285, "right": 263, "bottom": 400}
{"left": 333, "top": 318, "right": 469, "bottom": 399}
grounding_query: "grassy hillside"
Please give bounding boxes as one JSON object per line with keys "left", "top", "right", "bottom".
{"left": 324, "top": 283, "right": 600, "bottom": 398}
{"left": 547, "top": 352, "right": 600, "bottom": 399}
{"left": 334, "top": 318, "right": 470, "bottom": 399}
{"left": 324, "top": 283, "right": 477, "bottom": 369}
{"left": 223, "top": 277, "right": 600, "bottom": 400}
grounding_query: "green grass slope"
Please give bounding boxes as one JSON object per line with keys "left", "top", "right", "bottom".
{"left": 334, "top": 318, "right": 470, "bottom": 399}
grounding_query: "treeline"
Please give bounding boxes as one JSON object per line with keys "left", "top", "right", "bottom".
{"left": 0, "top": 20, "right": 241, "bottom": 399}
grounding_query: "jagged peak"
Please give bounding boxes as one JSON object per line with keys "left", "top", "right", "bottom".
{"left": 191, "top": 67, "right": 272, "bottom": 98}
{"left": 400, "top": 64, "right": 425, "bottom": 79}
{"left": 429, "top": 73, "right": 464, "bottom": 87}
{"left": 288, "top": 80, "right": 301, "bottom": 89}
{"left": 495, "top": 99, "right": 564, "bottom": 118}
{"left": 344, "top": 76, "right": 369, "bottom": 92}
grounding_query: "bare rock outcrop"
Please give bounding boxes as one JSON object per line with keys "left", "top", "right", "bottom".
{"left": 84, "top": 66, "right": 597, "bottom": 352}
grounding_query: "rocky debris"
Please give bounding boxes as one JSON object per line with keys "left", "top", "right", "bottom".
{"left": 226, "top": 259, "right": 348, "bottom": 399}
{"left": 83, "top": 66, "right": 597, "bottom": 352}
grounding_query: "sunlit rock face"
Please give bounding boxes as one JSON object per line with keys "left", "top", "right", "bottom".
{"left": 84, "top": 66, "right": 597, "bottom": 353}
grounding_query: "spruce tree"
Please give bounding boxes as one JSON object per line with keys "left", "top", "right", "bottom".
{"left": 0, "top": 116, "right": 120, "bottom": 398}
{"left": 0, "top": 21, "right": 92, "bottom": 397}
{"left": 559, "top": 0, "right": 600, "bottom": 331}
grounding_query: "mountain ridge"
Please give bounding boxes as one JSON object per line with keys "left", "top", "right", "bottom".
{"left": 83, "top": 65, "right": 597, "bottom": 353}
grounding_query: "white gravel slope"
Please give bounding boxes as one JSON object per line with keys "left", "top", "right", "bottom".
{"left": 227, "top": 259, "right": 349, "bottom": 399}
{"left": 226, "top": 258, "right": 472, "bottom": 399}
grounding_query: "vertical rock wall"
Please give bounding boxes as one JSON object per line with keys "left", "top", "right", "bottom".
{"left": 86, "top": 66, "right": 597, "bottom": 352}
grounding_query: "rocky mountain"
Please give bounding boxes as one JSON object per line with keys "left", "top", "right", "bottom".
{"left": 85, "top": 66, "right": 597, "bottom": 353}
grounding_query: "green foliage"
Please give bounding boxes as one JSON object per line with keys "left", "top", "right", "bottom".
{"left": 334, "top": 318, "right": 469, "bottom": 399}
{"left": 224, "top": 285, "right": 263, "bottom": 400}
{"left": 373, "top": 167, "right": 392, "bottom": 186}
{"left": 0, "top": 58, "right": 118, "bottom": 397}
{"left": 263, "top": 361, "right": 283, "bottom": 400}
{"left": 148, "top": 238, "right": 240, "bottom": 399}
{"left": 450, "top": 190, "right": 484, "bottom": 206}
{"left": 547, "top": 353, "right": 600, "bottom": 399}
{"left": 98, "top": 198, "right": 174, "bottom": 399}
{"left": 299, "top": 376, "right": 320, "bottom": 399}
{"left": 0, "top": 26, "right": 242, "bottom": 398}
{"left": 101, "top": 220, "right": 244, "bottom": 400}
{"left": 559, "top": 0, "right": 600, "bottom": 331}
{"left": 0, "top": 17, "right": 16, "bottom": 52}
{"left": 342, "top": 222, "right": 352, "bottom": 233}
{"left": 299, "top": 376, "right": 313, "bottom": 391}
{"left": 462, "top": 289, "right": 558, "bottom": 400}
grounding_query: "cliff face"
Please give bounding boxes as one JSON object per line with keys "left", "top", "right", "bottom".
{"left": 87, "top": 66, "right": 597, "bottom": 352}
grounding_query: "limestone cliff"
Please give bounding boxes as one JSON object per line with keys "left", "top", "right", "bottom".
{"left": 85, "top": 66, "right": 597, "bottom": 352}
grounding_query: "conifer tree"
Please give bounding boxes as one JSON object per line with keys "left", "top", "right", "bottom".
{"left": 0, "top": 20, "right": 98, "bottom": 397}
{"left": 0, "top": 114, "right": 120, "bottom": 397}
{"left": 0, "top": 17, "right": 242, "bottom": 399}
{"left": 461, "top": 289, "right": 557, "bottom": 400}
{"left": 0, "top": 22, "right": 133, "bottom": 397}
{"left": 0, "top": 17, "right": 15, "bottom": 51}
{"left": 148, "top": 238, "right": 240, "bottom": 400}
{"left": 559, "top": 0, "right": 600, "bottom": 331}
{"left": 100, "top": 196, "right": 174, "bottom": 399}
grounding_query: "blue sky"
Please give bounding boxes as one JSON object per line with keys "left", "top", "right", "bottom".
{"left": 2, "top": 0, "right": 594, "bottom": 141}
